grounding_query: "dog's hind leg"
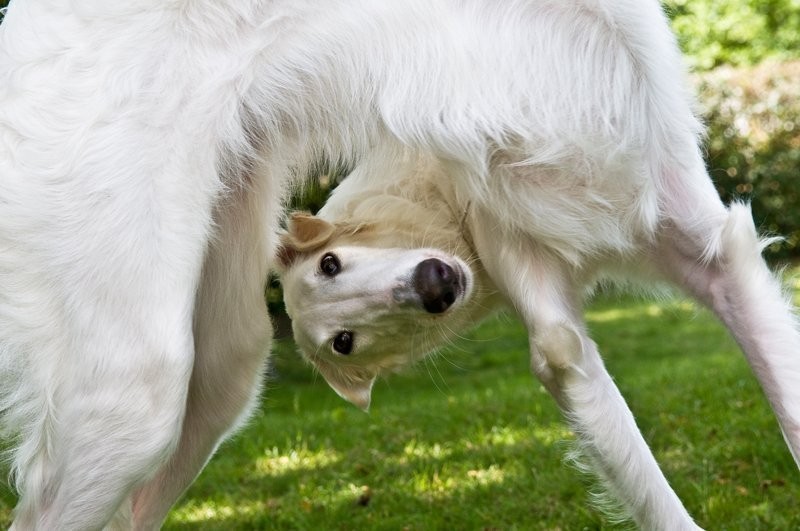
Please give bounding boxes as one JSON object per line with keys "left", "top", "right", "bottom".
{"left": 471, "top": 221, "right": 701, "bottom": 530}
{"left": 129, "top": 176, "right": 278, "bottom": 529}
{"left": 655, "top": 201, "right": 800, "bottom": 466}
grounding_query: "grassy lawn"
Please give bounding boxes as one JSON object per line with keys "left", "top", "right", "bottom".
{"left": 1, "top": 275, "right": 798, "bottom": 529}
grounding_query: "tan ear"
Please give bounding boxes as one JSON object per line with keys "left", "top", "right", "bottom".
{"left": 287, "top": 212, "right": 335, "bottom": 251}
{"left": 275, "top": 212, "right": 336, "bottom": 269}
{"left": 315, "top": 361, "right": 376, "bottom": 412}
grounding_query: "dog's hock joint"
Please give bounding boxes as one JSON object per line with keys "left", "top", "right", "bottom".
{"left": 533, "top": 323, "right": 583, "bottom": 373}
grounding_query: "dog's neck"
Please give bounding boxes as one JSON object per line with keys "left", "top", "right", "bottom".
{"left": 318, "top": 160, "right": 475, "bottom": 259}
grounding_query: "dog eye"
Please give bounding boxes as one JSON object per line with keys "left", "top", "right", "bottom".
{"left": 332, "top": 331, "right": 354, "bottom": 355}
{"left": 320, "top": 253, "right": 341, "bottom": 277}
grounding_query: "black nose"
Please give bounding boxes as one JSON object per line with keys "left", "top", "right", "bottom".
{"left": 413, "top": 258, "right": 459, "bottom": 314}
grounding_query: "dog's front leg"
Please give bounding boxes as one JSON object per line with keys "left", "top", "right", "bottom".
{"left": 470, "top": 220, "right": 702, "bottom": 530}
{"left": 130, "top": 177, "right": 278, "bottom": 529}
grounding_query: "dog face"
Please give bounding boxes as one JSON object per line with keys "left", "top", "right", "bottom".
{"left": 278, "top": 212, "right": 490, "bottom": 410}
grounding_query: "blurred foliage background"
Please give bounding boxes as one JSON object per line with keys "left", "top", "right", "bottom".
{"left": 0, "top": 0, "right": 798, "bottom": 257}
{"left": 667, "top": 0, "right": 800, "bottom": 69}
{"left": 663, "top": 0, "right": 800, "bottom": 258}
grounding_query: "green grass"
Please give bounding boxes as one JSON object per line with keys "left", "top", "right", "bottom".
{"left": 1, "top": 277, "right": 798, "bottom": 529}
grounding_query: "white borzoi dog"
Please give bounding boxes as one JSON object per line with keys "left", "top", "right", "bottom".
{"left": 0, "top": 1, "right": 797, "bottom": 529}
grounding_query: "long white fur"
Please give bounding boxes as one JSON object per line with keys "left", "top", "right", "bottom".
{"left": 0, "top": 0, "right": 797, "bottom": 529}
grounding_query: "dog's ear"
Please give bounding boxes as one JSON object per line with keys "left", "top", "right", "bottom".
{"left": 276, "top": 212, "right": 336, "bottom": 269}
{"left": 287, "top": 212, "right": 336, "bottom": 249}
{"left": 315, "top": 360, "right": 376, "bottom": 412}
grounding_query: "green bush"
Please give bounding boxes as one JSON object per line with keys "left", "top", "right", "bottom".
{"left": 666, "top": 0, "right": 800, "bottom": 70}
{"left": 698, "top": 61, "right": 800, "bottom": 258}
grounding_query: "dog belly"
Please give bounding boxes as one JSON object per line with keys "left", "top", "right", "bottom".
{"left": 474, "top": 159, "right": 658, "bottom": 266}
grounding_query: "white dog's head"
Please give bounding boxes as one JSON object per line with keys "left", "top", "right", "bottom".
{"left": 277, "top": 212, "right": 497, "bottom": 410}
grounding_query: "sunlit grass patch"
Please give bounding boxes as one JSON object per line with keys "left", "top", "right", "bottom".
{"left": 472, "top": 423, "right": 572, "bottom": 448}
{"left": 466, "top": 464, "right": 505, "bottom": 486}
{"left": 255, "top": 446, "right": 341, "bottom": 476}
{"left": 585, "top": 299, "right": 696, "bottom": 323}
{"left": 401, "top": 440, "right": 452, "bottom": 462}
{"left": 171, "top": 500, "right": 239, "bottom": 525}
